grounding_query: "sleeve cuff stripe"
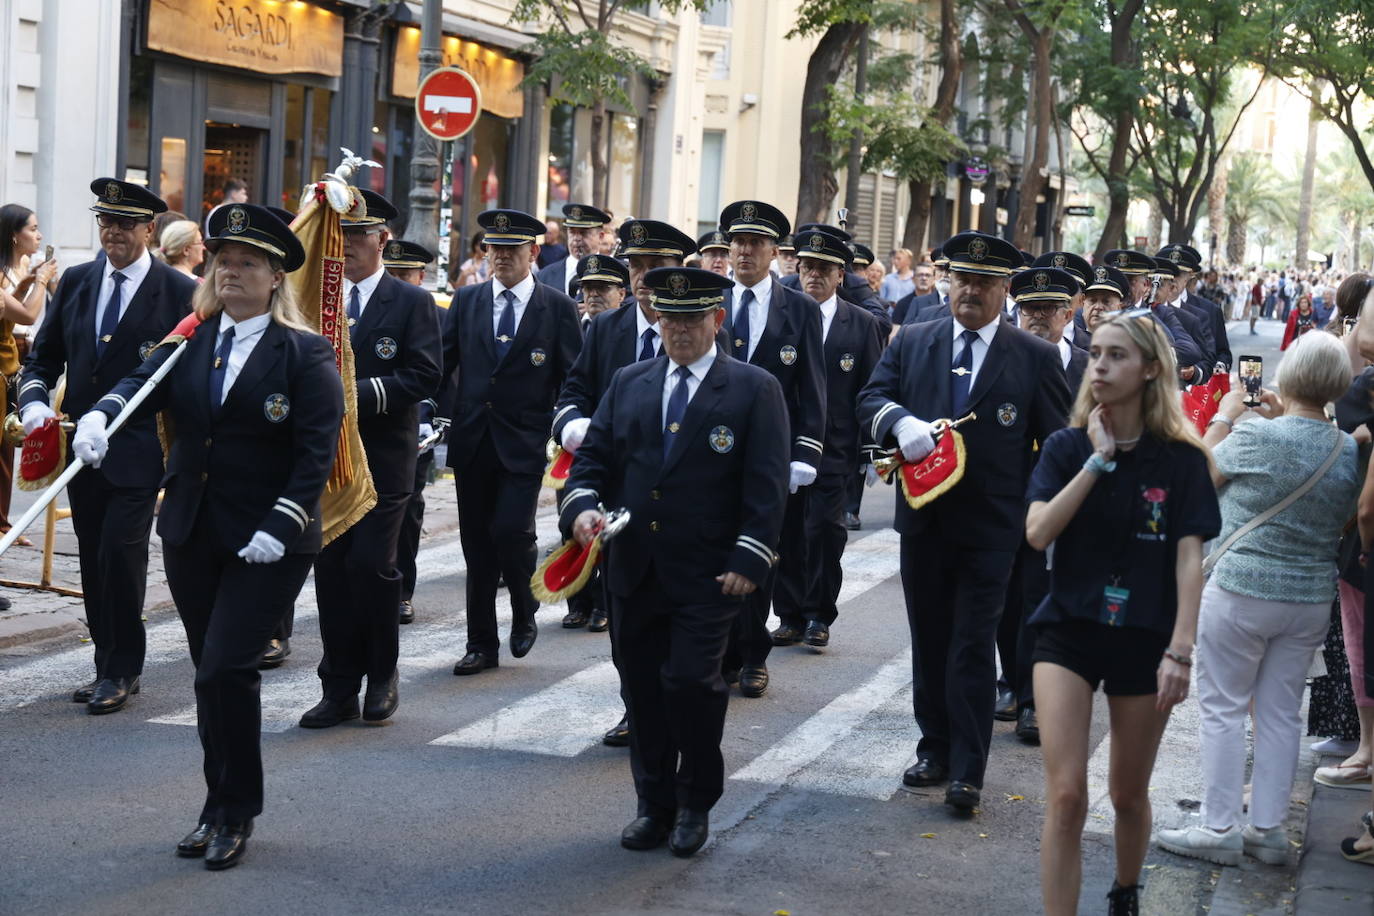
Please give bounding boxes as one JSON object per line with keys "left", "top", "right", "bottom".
{"left": 737, "top": 540, "right": 774, "bottom": 565}
{"left": 872, "top": 402, "right": 899, "bottom": 440}
{"left": 274, "top": 498, "right": 309, "bottom": 526}
{"left": 272, "top": 503, "right": 309, "bottom": 531}
{"left": 552, "top": 404, "right": 579, "bottom": 424}
{"left": 371, "top": 378, "right": 388, "bottom": 414}
{"left": 737, "top": 534, "right": 771, "bottom": 553}
{"left": 20, "top": 380, "right": 46, "bottom": 393}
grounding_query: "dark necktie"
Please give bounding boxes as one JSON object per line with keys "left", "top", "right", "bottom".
{"left": 496, "top": 289, "right": 516, "bottom": 359}
{"left": 347, "top": 285, "right": 362, "bottom": 324}
{"left": 97, "top": 271, "right": 126, "bottom": 357}
{"left": 211, "top": 326, "right": 236, "bottom": 416}
{"left": 733, "top": 289, "right": 754, "bottom": 359}
{"left": 662, "top": 365, "right": 691, "bottom": 459}
{"left": 951, "top": 329, "right": 979, "bottom": 417}
{"left": 638, "top": 327, "right": 657, "bottom": 361}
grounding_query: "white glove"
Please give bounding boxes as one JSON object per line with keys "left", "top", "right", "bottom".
{"left": 237, "top": 530, "right": 286, "bottom": 564}
{"left": 560, "top": 417, "right": 591, "bottom": 454}
{"left": 417, "top": 422, "right": 435, "bottom": 452}
{"left": 72, "top": 411, "right": 109, "bottom": 467}
{"left": 788, "top": 461, "right": 818, "bottom": 494}
{"left": 21, "top": 402, "right": 56, "bottom": 436}
{"left": 894, "top": 416, "right": 935, "bottom": 463}
{"left": 865, "top": 464, "right": 881, "bottom": 488}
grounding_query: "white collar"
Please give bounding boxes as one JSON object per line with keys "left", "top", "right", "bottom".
{"left": 219, "top": 310, "right": 272, "bottom": 340}
{"left": 952, "top": 314, "right": 1000, "bottom": 346}
{"left": 670, "top": 347, "right": 717, "bottom": 381}
{"left": 818, "top": 293, "right": 839, "bottom": 321}
{"left": 106, "top": 248, "right": 151, "bottom": 285}
{"left": 732, "top": 274, "right": 772, "bottom": 302}
{"left": 1056, "top": 337, "right": 1072, "bottom": 368}
{"left": 345, "top": 264, "right": 386, "bottom": 299}
{"left": 493, "top": 271, "right": 537, "bottom": 303}
{"left": 635, "top": 306, "right": 659, "bottom": 338}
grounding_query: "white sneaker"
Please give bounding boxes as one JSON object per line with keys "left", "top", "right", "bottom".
{"left": 1243, "top": 825, "right": 1290, "bottom": 865}
{"left": 1310, "top": 738, "right": 1361, "bottom": 757}
{"left": 1157, "top": 825, "right": 1243, "bottom": 866}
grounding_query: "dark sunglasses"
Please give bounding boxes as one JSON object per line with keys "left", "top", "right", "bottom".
{"left": 96, "top": 214, "right": 150, "bottom": 231}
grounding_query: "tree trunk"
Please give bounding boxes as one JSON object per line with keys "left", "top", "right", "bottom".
{"left": 797, "top": 23, "right": 865, "bottom": 225}
{"left": 1350, "top": 219, "right": 1362, "bottom": 272}
{"left": 903, "top": 0, "right": 962, "bottom": 253}
{"left": 591, "top": 99, "right": 608, "bottom": 208}
{"left": 1207, "top": 158, "right": 1228, "bottom": 265}
{"left": 1091, "top": 0, "right": 1142, "bottom": 260}
{"left": 1146, "top": 204, "right": 1163, "bottom": 251}
{"left": 1012, "top": 31, "right": 1054, "bottom": 250}
{"left": 1226, "top": 217, "right": 1246, "bottom": 265}
{"left": 1293, "top": 90, "right": 1320, "bottom": 269}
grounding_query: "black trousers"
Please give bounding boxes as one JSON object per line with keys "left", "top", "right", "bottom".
{"left": 164, "top": 523, "right": 313, "bottom": 825}
{"left": 398, "top": 449, "right": 435, "bottom": 602}
{"left": 724, "top": 491, "right": 802, "bottom": 670}
{"left": 454, "top": 433, "right": 540, "bottom": 655}
{"left": 774, "top": 474, "right": 848, "bottom": 627}
{"left": 314, "top": 490, "right": 409, "bottom": 698}
{"left": 1015, "top": 545, "right": 1050, "bottom": 708}
{"left": 844, "top": 466, "right": 864, "bottom": 517}
{"left": 611, "top": 574, "right": 740, "bottom": 816}
{"left": 566, "top": 566, "right": 605, "bottom": 618}
{"left": 66, "top": 471, "right": 157, "bottom": 680}
{"left": 899, "top": 531, "right": 1014, "bottom": 788}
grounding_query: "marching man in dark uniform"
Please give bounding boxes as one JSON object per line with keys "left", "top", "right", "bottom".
{"left": 18, "top": 178, "right": 195, "bottom": 714}
{"left": 536, "top": 203, "right": 611, "bottom": 297}
{"left": 717, "top": 199, "right": 827, "bottom": 697}
{"left": 1158, "top": 243, "right": 1231, "bottom": 372}
{"left": 439, "top": 209, "right": 582, "bottom": 675}
{"left": 382, "top": 238, "right": 442, "bottom": 627}
{"left": 858, "top": 230, "right": 1070, "bottom": 813}
{"left": 561, "top": 266, "right": 789, "bottom": 857}
{"left": 1103, "top": 249, "right": 1207, "bottom": 382}
{"left": 770, "top": 226, "right": 882, "bottom": 650}
{"left": 73, "top": 204, "right": 344, "bottom": 868}
{"left": 300, "top": 190, "right": 442, "bottom": 728}
{"left": 697, "top": 230, "right": 731, "bottom": 278}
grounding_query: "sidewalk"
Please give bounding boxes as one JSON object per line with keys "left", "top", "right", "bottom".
{"left": 1297, "top": 776, "right": 1374, "bottom": 913}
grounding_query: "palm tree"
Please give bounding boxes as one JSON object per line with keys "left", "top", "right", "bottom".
{"left": 1316, "top": 146, "right": 1374, "bottom": 270}
{"left": 1223, "top": 152, "right": 1284, "bottom": 265}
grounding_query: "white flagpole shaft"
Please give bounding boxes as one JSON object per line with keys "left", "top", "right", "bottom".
{"left": 0, "top": 339, "right": 191, "bottom": 557}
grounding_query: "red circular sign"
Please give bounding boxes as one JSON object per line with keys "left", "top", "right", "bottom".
{"left": 415, "top": 67, "right": 483, "bottom": 141}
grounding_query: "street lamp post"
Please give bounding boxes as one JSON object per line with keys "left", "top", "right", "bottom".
{"left": 405, "top": 0, "right": 444, "bottom": 287}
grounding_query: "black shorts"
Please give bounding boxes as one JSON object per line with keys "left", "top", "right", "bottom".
{"left": 1032, "top": 618, "right": 1170, "bottom": 696}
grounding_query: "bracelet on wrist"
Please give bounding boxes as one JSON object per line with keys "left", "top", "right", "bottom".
{"left": 1163, "top": 648, "right": 1193, "bottom": 667}
{"left": 1207, "top": 415, "right": 1234, "bottom": 430}
{"left": 1083, "top": 452, "right": 1117, "bottom": 475}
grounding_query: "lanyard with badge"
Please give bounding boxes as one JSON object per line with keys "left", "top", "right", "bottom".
{"left": 1100, "top": 449, "right": 1135, "bottom": 628}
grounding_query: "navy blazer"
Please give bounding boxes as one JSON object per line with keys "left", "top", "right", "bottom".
{"left": 559, "top": 353, "right": 790, "bottom": 604}
{"left": 18, "top": 257, "right": 195, "bottom": 488}
{"left": 818, "top": 300, "right": 884, "bottom": 477}
{"left": 896, "top": 290, "right": 941, "bottom": 326}
{"left": 915, "top": 298, "right": 951, "bottom": 323}
{"left": 1184, "top": 292, "right": 1231, "bottom": 370}
{"left": 439, "top": 277, "right": 583, "bottom": 476}
{"left": 93, "top": 317, "right": 344, "bottom": 554}
{"left": 858, "top": 317, "right": 1070, "bottom": 549}
{"left": 722, "top": 279, "right": 827, "bottom": 465}
{"left": 779, "top": 271, "right": 892, "bottom": 338}
{"left": 1148, "top": 303, "right": 1206, "bottom": 377}
{"left": 349, "top": 273, "right": 442, "bottom": 493}
{"left": 1064, "top": 339, "right": 1089, "bottom": 398}
{"left": 535, "top": 258, "right": 574, "bottom": 298}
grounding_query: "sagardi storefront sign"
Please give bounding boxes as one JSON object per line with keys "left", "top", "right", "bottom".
{"left": 146, "top": 0, "right": 344, "bottom": 77}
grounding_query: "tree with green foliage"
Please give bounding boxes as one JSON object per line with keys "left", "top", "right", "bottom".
{"left": 1221, "top": 153, "right": 1284, "bottom": 265}
{"left": 511, "top": 1, "right": 706, "bottom": 208}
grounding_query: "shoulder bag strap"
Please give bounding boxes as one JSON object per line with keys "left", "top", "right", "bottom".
{"left": 1203, "top": 427, "right": 1346, "bottom": 576}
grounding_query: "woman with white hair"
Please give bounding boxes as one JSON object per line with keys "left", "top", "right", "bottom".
{"left": 1158, "top": 331, "right": 1362, "bottom": 866}
{"left": 154, "top": 218, "right": 205, "bottom": 280}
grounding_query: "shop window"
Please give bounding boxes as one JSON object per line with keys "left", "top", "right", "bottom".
{"left": 160, "top": 139, "right": 187, "bottom": 215}
{"left": 547, "top": 104, "right": 574, "bottom": 215}
{"left": 607, "top": 113, "right": 640, "bottom": 219}
{"left": 310, "top": 90, "right": 333, "bottom": 194}
{"left": 282, "top": 84, "right": 306, "bottom": 211}
{"left": 126, "top": 57, "right": 152, "bottom": 182}
{"left": 697, "top": 130, "right": 725, "bottom": 237}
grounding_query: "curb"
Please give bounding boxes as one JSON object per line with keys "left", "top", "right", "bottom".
{"left": 1295, "top": 779, "right": 1374, "bottom": 913}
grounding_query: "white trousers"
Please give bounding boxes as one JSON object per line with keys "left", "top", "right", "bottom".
{"left": 1196, "top": 579, "right": 1329, "bottom": 830}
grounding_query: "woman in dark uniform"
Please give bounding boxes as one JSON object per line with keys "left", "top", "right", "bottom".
{"left": 72, "top": 204, "right": 344, "bottom": 870}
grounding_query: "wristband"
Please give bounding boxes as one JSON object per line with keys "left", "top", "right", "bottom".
{"left": 1207, "top": 415, "right": 1234, "bottom": 430}
{"left": 1163, "top": 648, "right": 1193, "bottom": 667}
{"left": 1083, "top": 452, "right": 1117, "bottom": 475}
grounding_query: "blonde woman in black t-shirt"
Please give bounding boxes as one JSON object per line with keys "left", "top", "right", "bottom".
{"left": 1024, "top": 310, "right": 1221, "bottom": 916}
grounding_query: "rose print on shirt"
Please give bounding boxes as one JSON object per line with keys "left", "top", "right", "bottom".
{"left": 1138, "top": 486, "right": 1168, "bottom": 541}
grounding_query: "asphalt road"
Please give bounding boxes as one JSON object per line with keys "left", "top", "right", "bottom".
{"left": 0, "top": 317, "right": 1309, "bottom": 916}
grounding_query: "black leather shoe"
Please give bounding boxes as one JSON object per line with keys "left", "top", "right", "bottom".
{"left": 804, "top": 620, "right": 830, "bottom": 648}
{"left": 398, "top": 600, "right": 415, "bottom": 625}
{"left": 668, "top": 810, "right": 710, "bottom": 857}
{"left": 562, "top": 608, "right": 590, "bottom": 628}
{"left": 902, "top": 758, "right": 949, "bottom": 787}
{"left": 176, "top": 823, "right": 215, "bottom": 858}
{"left": 620, "top": 814, "right": 671, "bottom": 850}
{"left": 298, "top": 696, "right": 360, "bottom": 728}
{"left": 602, "top": 713, "right": 630, "bottom": 747}
{"left": 259, "top": 638, "right": 290, "bottom": 670}
{"left": 204, "top": 821, "right": 252, "bottom": 870}
{"left": 722, "top": 667, "right": 741, "bottom": 687}
{"left": 510, "top": 621, "right": 538, "bottom": 658}
{"left": 945, "top": 781, "right": 981, "bottom": 812}
{"left": 770, "top": 623, "right": 804, "bottom": 646}
{"left": 739, "top": 665, "right": 769, "bottom": 698}
{"left": 1016, "top": 707, "right": 1040, "bottom": 744}
{"left": 994, "top": 686, "right": 1017, "bottom": 722}
{"left": 362, "top": 673, "right": 399, "bottom": 723}
{"left": 452, "top": 651, "right": 499, "bottom": 676}
{"left": 72, "top": 679, "right": 99, "bottom": 703}
{"left": 87, "top": 677, "right": 139, "bottom": 715}
{"left": 588, "top": 610, "right": 610, "bottom": 632}
{"left": 844, "top": 512, "right": 862, "bottom": 531}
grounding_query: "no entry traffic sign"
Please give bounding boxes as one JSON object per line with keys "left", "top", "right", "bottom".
{"left": 415, "top": 67, "right": 483, "bottom": 141}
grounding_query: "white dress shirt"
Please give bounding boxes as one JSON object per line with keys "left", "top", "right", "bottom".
{"left": 215, "top": 312, "right": 272, "bottom": 405}
{"left": 1063, "top": 321, "right": 1077, "bottom": 346}
{"left": 951, "top": 315, "right": 1000, "bottom": 388}
{"left": 563, "top": 255, "right": 579, "bottom": 297}
{"left": 342, "top": 265, "right": 386, "bottom": 320}
{"left": 818, "top": 294, "right": 839, "bottom": 343}
{"left": 635, "top": 307, "right": 661, "bottom": 358}
{"left": 662, "top": 348, "right": 717, "bottom": 425}
{"left": 1057, "top": 338, "right": 1073, "bottom": 370}
{"left": 492, "top": 271, "right": 537, "bottom": 337}
{"left": 95, "top": 248, "right": 152, "bottom": 342}
{"left": 730, "top": 275, "right": 772, "bottom": 360}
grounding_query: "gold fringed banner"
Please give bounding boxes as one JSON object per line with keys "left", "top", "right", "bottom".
{"left": 530, "top": 537, "right": 603, "bottom": 603}
{"left": 288, "top": 186, "right": 377, "bottom": 544}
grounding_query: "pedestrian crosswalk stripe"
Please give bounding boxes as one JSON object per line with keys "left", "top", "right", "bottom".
{"left": 1082, "top": 695, "right": 1203, "bottom": 836}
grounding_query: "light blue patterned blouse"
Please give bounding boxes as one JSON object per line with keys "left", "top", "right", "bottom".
{"left": 1211, "top": 416, "right": 1361, "bottom": 603}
